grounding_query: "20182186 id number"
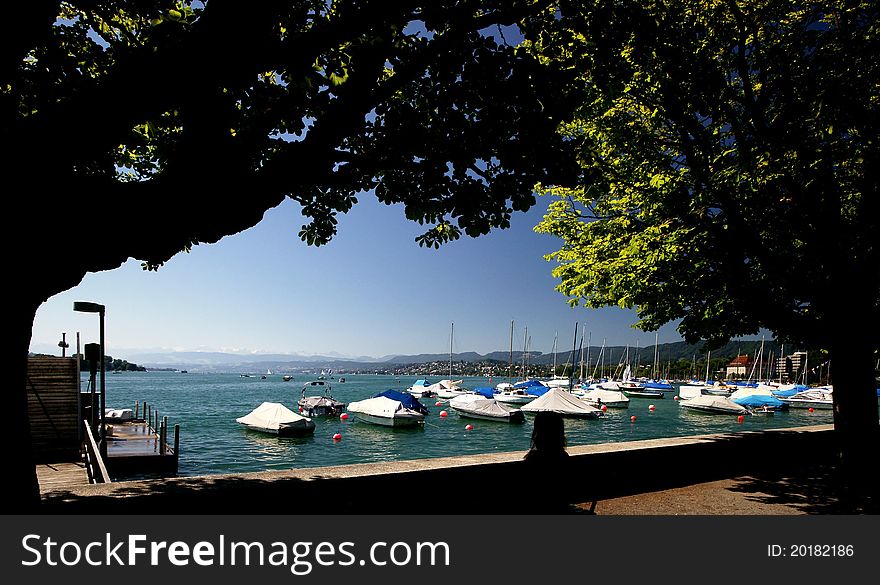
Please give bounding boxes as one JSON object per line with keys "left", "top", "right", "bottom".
{"left": 768, "top": 545, "right": 854, "bottom": 557}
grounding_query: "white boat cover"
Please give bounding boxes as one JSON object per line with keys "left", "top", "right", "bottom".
{"left": 577, "top": 388, "right": 630, "bottom": 405}
{"left": 105, "top": 408, "right": 134, "bottom": 421}
{"left": 679, "top": 395, "right": 749, "bottom": 413}
{"left": 450, "top": 395, "right": 520, "bottom": 418}
{"left": 347, "top": 396, "right": 423, "bottom": 420}
{"left": 449, "top": 394, "right": 484, "bottom": 406}
{"left": 236, "top": 402, "right": 315, "bottom": 433}
{"left": 521, "top": 387, "right": 602, "bottom": 417}
{"left": 728, "top": 386, "right": 775, "bottom": 401}
{"left": 423, "top": 379, "right": 464, "bottom": 393}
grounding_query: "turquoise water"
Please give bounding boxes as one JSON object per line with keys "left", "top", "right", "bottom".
{"left": 100, "top": 372, "right": 834, "bottom": 477}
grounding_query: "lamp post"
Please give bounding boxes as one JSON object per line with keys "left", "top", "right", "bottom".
{"left": 74, "top": 301, "right": 106, "bottom": 457}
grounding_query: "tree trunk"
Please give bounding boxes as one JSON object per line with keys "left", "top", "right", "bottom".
{"left": 4, "top": 297, "right": 41, "bottom": 512}
{"left": 829, "top": 331, "right": 880, "bottom": 512}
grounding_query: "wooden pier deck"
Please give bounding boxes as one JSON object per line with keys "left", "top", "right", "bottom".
{"left": 106, "top": 421, "right": 163, "bottom": 457}
{"left": 36, "top": 461, "right": 90, "bottom": 495}
{"left": 103, "top": 418, "right": 179, "bottom": 478}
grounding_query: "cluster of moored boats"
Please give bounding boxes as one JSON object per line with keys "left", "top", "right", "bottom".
{"left": 234, "top": 375, "right": 843, "bottom": 437}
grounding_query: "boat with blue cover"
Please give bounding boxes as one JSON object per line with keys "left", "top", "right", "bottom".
{"left": 347, "top": 390, "right": 429, "bottom": 427}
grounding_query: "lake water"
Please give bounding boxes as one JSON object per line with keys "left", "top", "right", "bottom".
{"left": 100, "top": 372, "right": 834, "bottom": 478}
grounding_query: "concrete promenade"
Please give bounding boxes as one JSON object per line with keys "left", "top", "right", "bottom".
{"left": 37, "top": 423, "right": 875, "bottom": 514}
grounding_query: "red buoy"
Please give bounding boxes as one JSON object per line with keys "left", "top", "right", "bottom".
{"left": 737, "top": 415, "right": 745, "bottom": 423}
{"left": 808, "top": 407, "right": 814, "bottom": 413}
{"left": 630, "top": 415, "right": 637, "bottom": 422}
{"left": 439, "top": 410, "right": 448, "bottom": 417}
{"left": 333, "top": 433, "right": 342, "bottom": 441}
{"left": 674, "top": 396, "right": 680, "bottom": 401}
{"left": 648, "top": 404, "right": 656, "bottom": 411}
{"left": 601, "top": 404, "right": 608, "bottom": 412}
{"left": 435, "top": 401, "right": 443, "bottom": 407}
{"left": 465, "top": 424, "right": 474, "bottom": 431}
{"left": 340, "top": 412, "right": 349, "bottom": 420}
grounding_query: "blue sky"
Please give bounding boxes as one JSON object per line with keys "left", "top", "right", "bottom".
{"left": 30, "top": 193, "right": 685, "bottom": 361}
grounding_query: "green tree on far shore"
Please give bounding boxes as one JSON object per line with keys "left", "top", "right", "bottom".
{"left": 532, "top": 0, "right": 879, "bottom": 507}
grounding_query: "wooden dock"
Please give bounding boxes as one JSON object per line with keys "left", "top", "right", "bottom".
{"left": 29, "top": 357, "right": 180, "bottom": 497}
{"left": 103, "top": 405, "right": 179, "bottom": 478}
{"left": 36, "top": 461, "right": 90, "bottom": 494}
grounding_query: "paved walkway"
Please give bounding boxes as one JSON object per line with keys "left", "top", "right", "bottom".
{"left": 581, "top": 461, "right": 878, "bottom": 515}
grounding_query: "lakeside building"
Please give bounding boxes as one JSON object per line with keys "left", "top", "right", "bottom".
{"left": 725, "top": 355, "right": 753, "bottom": 379}
{"left": 776, "top": 351, "right": 808, "bottom": 383}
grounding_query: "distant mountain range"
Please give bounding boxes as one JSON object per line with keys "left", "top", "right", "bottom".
{"left": 114, "top": 339, "right": 787, "bottom": 372}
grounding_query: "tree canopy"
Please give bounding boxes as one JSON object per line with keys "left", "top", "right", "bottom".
{"left": 5, "top": 0, "right": 580, "bottom": 509}
{"left": 532, "top": 0, "right": 879, "bottom": 350}
{"left": 531, "top": 0, "right": 879, "bottom": 506}
{"left": 4, "top": 0, "right": 577, "bottom": 308}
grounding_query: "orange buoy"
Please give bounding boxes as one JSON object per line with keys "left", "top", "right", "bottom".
{"left": 333, "top": 433, "right": 342, "bottom": 441}
{"left": 439, "top": 410, "right": 448, "bottom": 417}
{"left": 737, "top": 415, "right": 745, "bottom": 423}
{"left": 465, "top": 424, "right": 474, "bottom": 431}
{"left": 340, "top": 412, "right": 349, "bottom": 420}
{"left": 648, "top": 404, "right": 656, "bottom": 411}
{"left": 630, "top": 415, "right": 637, "bottom": 422}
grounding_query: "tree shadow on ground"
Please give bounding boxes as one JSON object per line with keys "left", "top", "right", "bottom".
{"left": 725, "top": 462, "right": 879, "bottom": 514}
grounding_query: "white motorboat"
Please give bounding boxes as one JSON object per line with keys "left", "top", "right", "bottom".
{"left": 298, "top": 379, "right": 345, "bottom": 416}
{"left": 347, "top": 395, "right": 426, "bottom": 427}
{"left": 236, "top": 402, "right": 316, "bottom": 436}
{"left": 678, "top": 394, "right": 750, "bottom": 415}
{"left": 521, "top": 387, "right": 604, "bottom": 418}
{"left": 494, "top": 388, "right": 539, "bottom": 405}
{"left": 406, "top": 379, "right": 438, "bottom": 398}
{"left": 573, "top": 387, "right": 630, "bottom": 408}
{"left": 778, "top": 388, "right": 833, "bottom": 409}
{"left": 449, "top": 394, "right": 525, "bottom": 423}
{"left": 424, "top": 379, "right": 470, "bottom": 399}
{"left": 544, "top": 375, "right": 573, "bottom": 389}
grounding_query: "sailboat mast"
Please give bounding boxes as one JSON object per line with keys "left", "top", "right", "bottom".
{"left": 569, "top": 322, "right": 578, "bottom": 391}
{"left": 552, "top": 331, "right": 558, "bottom": 377}
{"left": 449, "top": 322, "right": 454, "bottom": 378}
{"left": 585, "top": 332, "right": 591, "bottom": 382}
{"left": 507, "top": 320, "right": 514, "bottom": 383}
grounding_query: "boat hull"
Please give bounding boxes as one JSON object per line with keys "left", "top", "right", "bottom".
{"left": 239, "top": 421, "right": 316, "bottom": 437}
{"left": 679, "top": 404, "right": 746, "bottom": 415}
{"left": 451, "top": 407, "right": 525, "bottom": 423}
{"left": 351, "top": 412, "right": 424, "bottom": 427}
{"left": 779, "top": 400, "right": 833, "bottom": 409}
{"left": 523, "top": 409, "right": 601, "bottom": 419}
{"left": 494, "top": 393, "right": 538, "bottom": 405}
{"left": 623, "top": 390, "right": 665, "bottom": 398}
